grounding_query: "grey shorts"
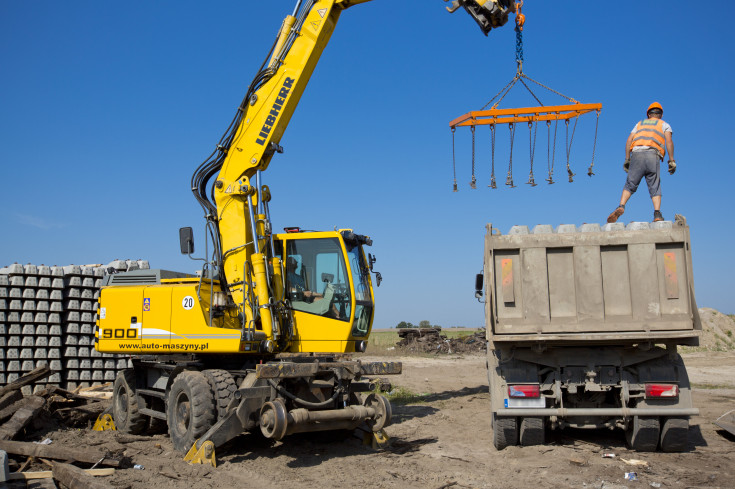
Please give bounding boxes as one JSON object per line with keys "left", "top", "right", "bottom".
{"left": 624, "top": 150, "right": 661, "bottom": 197}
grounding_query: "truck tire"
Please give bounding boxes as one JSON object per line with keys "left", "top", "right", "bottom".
{"left": 203, "top": 369, "right": 237, "bottom": 421}
{"left": 625, "top": 416, "right": 660, "bottom": 452}
{"left": 519, "top": 417, "right": 545, "bottom": 446}
{"left": 660, "top": 417, "right": 689, "bottom": 452}
{"left": 112, "top": 369, "right": 147, "bottom": 434}
{"left": 492, "top": 414, "right": 518, "bottom": 450}
{"left": 167, "top": 371, "right": 215, "bottom": 452}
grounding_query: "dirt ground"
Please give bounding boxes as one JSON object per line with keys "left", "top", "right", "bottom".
{"left": 16, "top": 351, "right": 735, "bottom": 489}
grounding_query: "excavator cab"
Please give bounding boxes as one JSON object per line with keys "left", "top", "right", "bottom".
{"left": 275, "top": 229, "right": 376, "bottom": 354}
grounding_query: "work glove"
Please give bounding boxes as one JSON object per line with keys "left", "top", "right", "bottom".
{"left": 623, "top": 158, "right": 630, "bottom": 173}
{"left": 668, "top": 160, "right": 676, "bottom": 175}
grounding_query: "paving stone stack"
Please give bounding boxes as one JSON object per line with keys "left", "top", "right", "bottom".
{"left": 0, "top": 259, "right": 147, "bottom": 392}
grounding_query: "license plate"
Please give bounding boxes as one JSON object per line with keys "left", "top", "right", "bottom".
{"left": 505, "top": 397, "right": 545, "bottom": 408}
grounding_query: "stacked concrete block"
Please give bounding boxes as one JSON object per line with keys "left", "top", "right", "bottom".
{"left": 0, "top": 259, "right": 148, "bottom": 391}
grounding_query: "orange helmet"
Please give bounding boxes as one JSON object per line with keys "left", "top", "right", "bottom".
{"left": 647, "top": 102, "right": 663, "bottom": 115}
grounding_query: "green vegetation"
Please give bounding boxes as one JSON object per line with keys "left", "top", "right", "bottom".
{"left": 381, "top": 386, "right": 427, "bottom": 405}
{"left": 692, "top": 382, "right": 734, "bottom": 390}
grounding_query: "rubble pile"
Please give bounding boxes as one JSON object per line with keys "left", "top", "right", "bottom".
{"left": 0, "top": 259, "right": 147, "bottom": 393}
{"left": 396, "top": 328, "right": 486, "bottom": 354}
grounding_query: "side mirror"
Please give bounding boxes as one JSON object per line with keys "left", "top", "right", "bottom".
{"left": 179, "top": 227, "right": 195, "bottom": 255}
{"left": 321, "top": 273, "right": 334, "bottom": 283}
{"left": 474, "top": 273, "right": 484, "bottom": 299}
{"left": 368, "top": 253, "right": 376, "bottom": 271}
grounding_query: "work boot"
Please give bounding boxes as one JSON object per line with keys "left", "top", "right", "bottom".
{"left": 607, "top": 205, "right": 625, "bottom": 223}
{"left": 653, "top": 210, "right": 664, "bottom": 222}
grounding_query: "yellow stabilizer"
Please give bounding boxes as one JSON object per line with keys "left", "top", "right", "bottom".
{"left": 184, "top": 439, "right": 216, "bottom": 467}
{"left": 92, "top": 414, "right": 116, "bottom": 432}
{"left": 362, "top": 429, "right": 390, "bottom": 449}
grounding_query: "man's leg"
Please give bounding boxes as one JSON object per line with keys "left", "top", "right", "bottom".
{"left": 652, "top": 195, "right": 661, "bottom": 211}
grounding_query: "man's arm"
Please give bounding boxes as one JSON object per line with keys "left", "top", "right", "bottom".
{"left": 665, "top": 131, "right": 674, "bottom": 161}
{"left": 625, "top": 133, "right": 634, "bottom": 160}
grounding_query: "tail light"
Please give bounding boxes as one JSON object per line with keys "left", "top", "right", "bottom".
{"left": 508, "top": 384, "right": 540, "bottom": 398}
{"left": 645, "top": 383, "right": 679, "bottom": 399}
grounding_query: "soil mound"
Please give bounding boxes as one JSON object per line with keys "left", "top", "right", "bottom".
{"left": 396, "top": 328, "right": 485, "bottom": 354}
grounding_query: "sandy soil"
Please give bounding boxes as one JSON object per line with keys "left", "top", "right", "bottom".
{"left": 19, "top": 351, "right": 734, "bottom": 489}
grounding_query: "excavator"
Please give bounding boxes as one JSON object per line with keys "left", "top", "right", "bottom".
{"left": 94, "top": 0, "right": 515, "bottom": 465}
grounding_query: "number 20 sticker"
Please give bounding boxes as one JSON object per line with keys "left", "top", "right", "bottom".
{"left": 182, "top": 296, "right": 195, "bottom": 310}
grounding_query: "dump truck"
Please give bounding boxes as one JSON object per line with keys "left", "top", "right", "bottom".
{"left": 475, "top": 215, "right": 701, "bottom": 452}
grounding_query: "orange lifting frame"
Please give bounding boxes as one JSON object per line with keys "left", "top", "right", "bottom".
{"left": 449, "top": 103, "right": 602, "bottom": 129}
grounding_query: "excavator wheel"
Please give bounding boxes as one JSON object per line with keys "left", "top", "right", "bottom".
{"left": 112, "top": 369, "right": 147, "bottom": 434}
{"left": 167, "top": 371, "right": 215, "bottom": 452}
{"left": 625, "top": 416, "right": 660, "bottom": 452}
{"left": 203, "top": 369, "right": 237, "bottom": 421}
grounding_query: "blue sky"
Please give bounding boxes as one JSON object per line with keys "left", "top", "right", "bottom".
{"left": 1, "top": 1, "right": 733, "bottom": 328}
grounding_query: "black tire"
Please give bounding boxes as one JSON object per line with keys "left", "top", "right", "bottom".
{"left": 167, "top": 371, "right": 215, "bottom": 452}
{"left": 112, "top": 369, "right": 147, "bottom": 434}
{"left": 492, "top": 414, "right": 518, "bottom": 450}
{"left": 660, "top": 417, "right": 689, "bottom": 452}
{"left": 519, "top": 417, "right": 545, "bottom": 446}
{"left": 625, "top": 416, "right": 660, "bottom": 452}
{"left": 202, "top": 369, "right": 237, "bottom": 421}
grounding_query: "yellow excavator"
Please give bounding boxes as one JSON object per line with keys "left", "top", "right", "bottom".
{"left": 95, "top": 0, "right": 514, "bottom": 465}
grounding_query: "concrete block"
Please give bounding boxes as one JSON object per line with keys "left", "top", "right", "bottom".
{"left": 92, "top": 371, "right": 103, "bottom": 381}
{"left": 93, "top": 360, "right": 104, "bottom": 369}
{"left": 50, "top": 266, "right": 64, "bottom": 277}
{"left": 22, "top": 324, "right": 35, "bottom": 335}
{"left": 63, "top": 299, "right": 81, "bottom": 310}
{"left": 22, "top": 288, "right": 36, "bottom": 299}
{"left": 32, "top": 384, "right": 46, "bottom": 394}
{"left": 602, "top": 222, "right": 625, "bottom": 231}
{"left": 104, "top": 370, "right": 116, "bottom": 381}
{"left": 49, "top": 290, "right": 62, "bottom": 301}
{"left": 0, "top": 287, "right": 7, "bottom": 298}
{"left": 47, "top": 313, "right": 61, "bottom": 324}
{"left": 94, "top": 266, "right": 106, "bottom": 277}
{"left": 80, "top": 324, "right": 93, "bottom": 335}
{"left": 8, "top": 337, "right": 20, "bottom": 347}
{"left": 64, "top": 311, "right": 80, "bottom": 322}
{"left": 65, "top": 335, "right": 79, "bottom": 346}
{"left": 47, "top": 348, "right": 60, "bottom": 359}
{"left": 652, "top": 220, "right": 673, "bottom": 230}
{"left": 64, "top": 323, "right": 80, "bottom": 334}
{"left": 82, "top": 277, "right": 95, "bottom": 288}
{"left": 626, "top": 221, "right": 650, "bottom": 231}
{"left": 8, "top": 299, "right": 22, "bottom": 310}
{"left": 48, "top": 325, "right": 61, "bottom": 336}
{"left": 106, "top": 259, "right": 127, "bottom": 271}
{"left": 80, "top": 312, "right": 93, "bottom": 323}
{"left": 6, "top": 373, "right": 19, "bottom": 383}
{"left": 0, "top": 374, "right": 4, "bottom": 384}
{"left": 90, "top": 348, "right": 102, "bottom": 357}
{"left": 35, "top": 337, "right": 48, "bottom": 347}
{"left": 63, "top": 347, "right": 77, "bottom": 357}
{"left": 0, "top": 323, "right": 5, "bottom": 335}
{"left": 24, "top": 276, "right": 38, "bottom": 288}
{"left": 64, "top": 288, "right": 81, "bottom": 299}
{"left": 23, "top": 264, "right": 38, "bottom": 275}
{"left": 80, "top": 300, "right": 93, "bottom": 311}
{"left": 10, "top": 276, "right": 24, "bottom": 287}
{"left": 20, "top": 386, "right": 31, "bottom": 396}
{"left": 8, "top": 324, "right": 21, "bottom": 335}
{"left": 0, "top": 337, "right": 6, "bottom": 347}
{"left": 94, "top": 278, "right": 103, "bottom": 288}
{"left": 34, "top": 312, "right": 48, "bottom": 323}
{"left": 580, "top": 223, "right": 602, "bottom": 233}
{"left": 51, "top": 278, "right": 64, "bottom": 289}
{"left": 508, "top": 225, "right": 530, "bottom": 235}
{"left": 62, "top": 265, "right": 81, "bottom": 276}
{"left": 64, "top": 276, "right": 81, "bottom": 287}
{"left": 37, "top": 265, "right": 51, "bottom": 277}
{"left": 0, "top": 273, "right": 8, "bottom": 284}
{"left": 5, "top": 312, "right": 18, "bottom": 323}
{"left": 7, "top": 361, "right": 20, "bottom": 372}
{"left": 137, "top": 260, "right": 150, "bottom": 270}
{"left": 22, "top": 300, "right": 36, "bottom": 311}
{"left": 34, "top": 360, "right": 48, "bottom": 369}
{"left": 64, "top": 381, "right": 78, "bottom": 390}
{"left": 80, "top": 288, "right": 94, "bottom": 299}
{"left": 77, "top": 347, "right": 90, "bottom": 357}
{"left": 66, "top": 370, "right": 79, "bottom": 381}
{"left": 37, "top": 277, "right": 51, "bottom": 288}
{"left": 21, "top": 360, "right": 35, "bottom": 372}
{"left": 80, "top": 359, "right": 91, "bottom": 369}
{"left": 35, "top": 289, "right": 49, "bottom": 300}
{"left": 81, "top": 267, "right": 95, "bottom": 277}
{"left": 47, "top": 337, "right": 61, "bottom": 348}
{"left": 0, "top": 300, "right": 6, "bottom": 312}
{"left": 5, "top": 349, "right": 19, "bottom": 359}
{"left": 20, "top": 312, "right": 34, "bottom": 323}
{"left": 20, "top": 349, "right": 34, "bottom": 359}
{"left": 47, "top": 372, "right": 61, "bottom": 383}
{"left": 49, "top": 360, "right": 62, "bottom": 371}
{"left": 65, "top": 359, "right": 79, "bottom": 369}
{"left": 49, "top": 301, "right": 62, "bottom": 312}
{"left": 78, "top": 336, "right": 91, "bottom": 346}
{"left": 117, "top": 359, "right": 129, "bottom": 369}
{"left": 93, "top": 290, "right": 100, "bottom": 300}
{"left": 532, "top": 224, "right": 555, "bottom": 234}
{"left": 35, "top": 324, "right": 48, "bottom": 335}
{"left": 21, "top": 337, "right": 34, "bottom": 347}
{"left": 80, "top": 370, "right": 91, "bottom": 381}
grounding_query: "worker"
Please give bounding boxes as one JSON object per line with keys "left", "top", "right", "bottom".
{"left": 607, "top": 102, "right": 676, "bottom": 223}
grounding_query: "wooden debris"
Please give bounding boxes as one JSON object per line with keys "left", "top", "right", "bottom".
{"left": 55, "top": 401, "right": 107, "bottom": 415}
{"left": 18, "top": 456, "right": 34, "bottom": 472}
{"left": 0, "top": 391, "right": 24, "bottom": 412}
{"left": 0, "top": 440, "right": 121, "bottom": 467}
{"left": 27, "top": 478, "right": 59, "bottom": 489}
{"left": 51, "top": 462, "right": 113, "bottom": 489}
{"left": 0, "top": 367, "right": 52, "bottom": 399}
{"left": 114, "top": 433, "right": 151, "bottom": 444}
{"left": 0, "top": 396, "right": 46, "bottom": 441}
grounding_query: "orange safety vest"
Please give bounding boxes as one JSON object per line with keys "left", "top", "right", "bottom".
{"left": 631, "top": 118, "right": 666, "bottom": 156}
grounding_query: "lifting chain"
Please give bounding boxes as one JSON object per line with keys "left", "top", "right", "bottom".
{"left": 527, "top": 120, "right": 537, "bottom": 186}
{"left": 489, "top": 124, "right": 497, "bottom": 189}
{"left": 451, "top": 127, "right": 458, "bottom": 192}
{"left": 587, "top": 109, "right": 600, "bottom": 176}
{"left": 506, "top": 123, "right": 516, "bottom": 188}
{"left": 515, "top": 1, "right": 525, "bottom": 73}
{"left": 546, "top": 119, "right": 556, "bottom": 184}
{"left": 565, "top": 117, "right": 578, "bottom": 183}
{"left": 470, "top": 125, "right": 477, "bottom": 189}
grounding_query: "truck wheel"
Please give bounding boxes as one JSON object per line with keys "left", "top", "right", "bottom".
{"left": 492, "top": 414, "right": 518, "bottom": 450}
{"left": 112, "top": 369, "right": 147, "bottom": 434}
{"left": 660, "top": 417, "right": 689, "bottom": 452}
{"left": 519, "top": 417, "right": 545, "bottom": 446}
{"left": 625, "top": 416, "right": 660, "bottom": 452}
{"left": 203, "top": 369, "right": 237, "bottom": 421}
{"left": 167, "top": 371, "right": 215, "bottom": 452}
